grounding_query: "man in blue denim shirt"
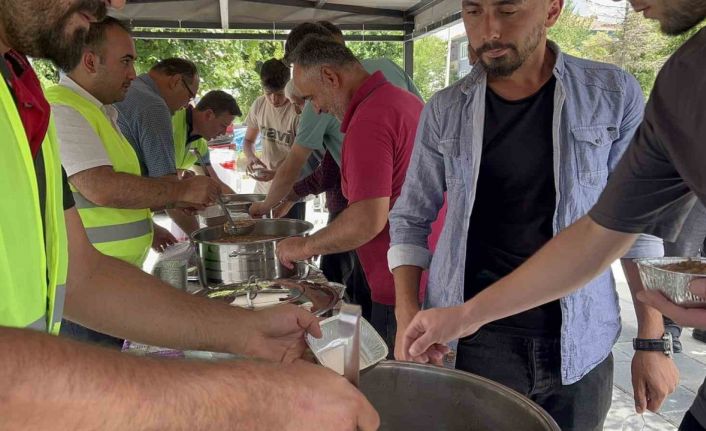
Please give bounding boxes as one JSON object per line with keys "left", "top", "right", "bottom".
{"left": 388, "top": 0, "right": 677, "bottom": 429}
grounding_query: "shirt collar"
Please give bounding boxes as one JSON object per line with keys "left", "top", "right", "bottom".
{"left": 340, "top": 70, "right": 388, "bottom": 134}
{"left": 185, "top": 105, "right": 203, "bottom": 143}
{"left": 136, "top": 73, "right": 159, "bottom": 94}
{"left": 59, "top": 74, "right": 103, "bottom": 109}
{"left": 59, "top": 74, "right": 120, "bottom": 123}
{"left": 460, "top": 40, "right": 565, "bottom": 95}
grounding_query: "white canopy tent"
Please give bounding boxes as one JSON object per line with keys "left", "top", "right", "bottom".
{"left": 111, "top": 0, "right": 464, "bottom": 76}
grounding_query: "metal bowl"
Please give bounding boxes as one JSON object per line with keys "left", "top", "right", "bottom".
{"left": 197, "top": 194, "right": 268, "bottom": 227}
{"left": 635, "top": 257, "right": 706, "bottom": 308}
{"left": 359, "top": 362, "right": 560, "bottom": 431}
{"left": 222, "top": 193, "right": 267, "bottom": 213}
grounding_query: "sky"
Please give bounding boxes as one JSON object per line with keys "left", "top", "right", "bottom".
{"left": 574, "top": 0, "right": 630, "bottom": 23}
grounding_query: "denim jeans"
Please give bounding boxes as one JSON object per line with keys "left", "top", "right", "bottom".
{"left": 60, "top": 319, "right": 124, "bottom": 350}
{"left": 681, "top": 411, "right": 706, "bottom": 431}
{"left": 456, "top": 326, "right": 613, "bottom": 431}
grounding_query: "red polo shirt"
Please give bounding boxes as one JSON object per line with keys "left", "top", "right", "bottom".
{"left": 340, "top": 71, "right": 424, "bottom": 305}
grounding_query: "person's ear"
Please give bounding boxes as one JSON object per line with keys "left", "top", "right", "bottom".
{"left": 82, "top": 50, "right": 99, "bottom": 75}
{"left": 321, "top": 66, "right": 341, "bottom": 88}
{"left": 546, "top": 0, "right": 563, "bottom": 27}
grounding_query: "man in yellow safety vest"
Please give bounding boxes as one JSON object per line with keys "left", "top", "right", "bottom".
{"left": 0, "top": 1, "right": 378, "bottom": 429}
{"left": 46, "top": 17, "right": 223, "bottom": 347}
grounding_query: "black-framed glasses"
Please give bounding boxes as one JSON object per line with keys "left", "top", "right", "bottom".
{"left": 181, "top": 76, "right": 196, "bottom": 101}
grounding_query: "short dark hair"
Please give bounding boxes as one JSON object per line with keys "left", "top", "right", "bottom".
{"left": 196, "top": 90, "right": 242, "bottom": 117}
{"left": 289, "top": 35, "right": 359, "bottom": 69}
{"left": 150, "top": 58, "right": 198, "bottom": 80}
{"left": 316, "top": 21, "right": 343, "bottom": 38}
{"left": 259, "top": 58, "right": 290, "bottom": 92}
{"left": 284, "top": 22, "right": 335, "bottom": 64}
{"left": 85, "top": 17, "right": 132, "bottom": 53}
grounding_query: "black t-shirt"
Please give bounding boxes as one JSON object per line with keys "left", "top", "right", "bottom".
{"left": 464, "top": 76, "right": 562, "bottom": 334}
{"left": 589, "top": 28, "right": 706, "bottom": 240}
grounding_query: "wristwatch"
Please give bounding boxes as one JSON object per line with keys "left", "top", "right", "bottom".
{"left": 633, "top": 332, "right": 681, "bottom": 357}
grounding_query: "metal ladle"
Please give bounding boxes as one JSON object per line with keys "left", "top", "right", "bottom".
{"left": 339, "top": 303, "right": 362, "bottom": 387}
{"left": 190, "top": 148, "right": 255, "bottom": 236}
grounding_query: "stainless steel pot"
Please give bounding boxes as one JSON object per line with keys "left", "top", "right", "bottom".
{"left": 191, "top": 219, "right": 314, "bottom": 287}
{"left": 360, "top": 361, "right": 560, "bottom": 431}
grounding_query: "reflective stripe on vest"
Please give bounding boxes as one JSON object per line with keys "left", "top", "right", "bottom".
{"left": 72, "top": 191, "right": 97, "bottom": 209}
{"left": 46, "top": 85, "right": 153, "bottom": 267}
{"left": 85, "top": 219, "right": 152, "bottom": 243}
{"left": 172, "top": 108, "right": 208, "bottom": 170}
{"left": 0, "top": 78, "right": 69, "bottom": 335}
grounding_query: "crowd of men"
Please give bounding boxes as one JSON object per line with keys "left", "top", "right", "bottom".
{"left": 4, "top": 0, "right": 706, "bottom": 430}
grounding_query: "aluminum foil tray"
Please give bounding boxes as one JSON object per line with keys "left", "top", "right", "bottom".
{"left": 306, "top": 313, "right": 388, "bottom": 375}
{"left": 635, "top": 257, "right": 706, "bottom": 308}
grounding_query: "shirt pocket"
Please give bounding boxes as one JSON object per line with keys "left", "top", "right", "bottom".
{"left": 439, "top": 137, "right": 464, "bottom": 186}
{"left": 571, "top": 125, "right": 619, "bottom": 189}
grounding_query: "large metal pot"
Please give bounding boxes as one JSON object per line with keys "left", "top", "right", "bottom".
{"left": 191, "top": 219, "right": 313, "bottom": 287}
{"left": 360, "top": 362, "right": 560, "bottom": 431}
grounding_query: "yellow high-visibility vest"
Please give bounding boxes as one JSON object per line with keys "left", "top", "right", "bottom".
{"left": 0, "top": 76, "right": 68, "bottom": 334}
{"left": 46, "top": 85, "right": 153, "bottom": 267}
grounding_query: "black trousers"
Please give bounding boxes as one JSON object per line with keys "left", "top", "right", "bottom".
{"left": 370, "top": 301, "right": 396, "bottom": 358}
{"left": 283, "top": 201, "right": 306, "bottom": 220}
{"left": 60, "top": 319, "right": 124, "bottom": 350}
{"left": 681, "top": 411, "right": 706, "bottom": 431}
{"left": 319, "top": 212, "right": 372, "bottom": 321}
{"left": 456, "top": 326, "right": 613, "bottom": 431}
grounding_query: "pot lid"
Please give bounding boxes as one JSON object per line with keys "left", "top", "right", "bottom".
{"left": 195, "top": 278, "right": 343, "bottom": 316}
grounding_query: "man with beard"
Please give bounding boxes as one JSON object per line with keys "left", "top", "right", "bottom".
{"left": 0, "top": 1, "right": 379, "bottom": 429}
{"left": 389, "top": 0, "right": 675, "bottom": 428}
{"left": 401, "top": 0, "right": 706, "bottom": 429}
{"left": 278, "top": 35, "right": 425, "bottom": 353}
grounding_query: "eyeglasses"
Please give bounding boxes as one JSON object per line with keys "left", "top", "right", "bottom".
{"left": 181, "top": 76, "right": 196, "bottom": 101}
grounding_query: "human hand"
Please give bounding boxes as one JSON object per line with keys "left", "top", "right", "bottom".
{"left": 637, "top": 285, "right": 706, "bottom": 328}
{"left": 176, "top": 175, "right": 220, "bottom": 209}
{"left": 151, "top": 224, "right": 177, "bottom": 252}
{"left": 272, "top": 200, "right": 295, "bottom": 219}
{"left": 249, "top": 201, "right": 272, "bottom": 218}
{"left": 248, "top": 166, "right": 276, "bottom": 182}
{"left": 246, "top": 154, "right": 266, "bottom": 170}
{"left": 403, "top": 306, "right": 474, "bottom": 363}
{"left": 631, "top": 350, "right": 679, "bottom": 413}
{"left": 236, "top": 304, "right": 322, "bottom": 363}
{"left": 262, "top": 360, "right": 380, "bottom": 431}
{"left": 275, "top": 237, "right": 313, "bottom": 269}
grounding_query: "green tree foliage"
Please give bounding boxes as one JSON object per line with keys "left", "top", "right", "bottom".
{"left": 134, "top": 33, "right": 284, "bottom": 118}
{"left": 548, "top": 1, "right": 702, "bottom": 97}
{"left": 413, "top": 36, "right": 449, "bottom": 101}
{"left": 548, "top": 0, "right": 595, "bottom": 57}
{"left": 27, "top": 9, "right": 704, "bottom": 108}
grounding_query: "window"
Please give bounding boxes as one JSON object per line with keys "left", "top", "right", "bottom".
{"left": 459, "top": 41, "right": 469, "bottom": 60}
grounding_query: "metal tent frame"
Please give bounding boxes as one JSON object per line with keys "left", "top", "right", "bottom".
{"left": 114, "top": 0, "right": 463, "bottom": 77}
